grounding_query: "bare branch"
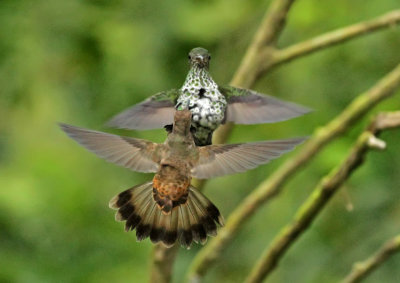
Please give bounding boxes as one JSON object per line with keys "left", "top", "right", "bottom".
{"left": 368, "top": 111, "right": 400, "bottom": 132}
{"left": 256, "top": 0, "right": 296, "bottom": 47}
{"left": 341, "top": 234, "right": 400, "bottom": 283}
{"left": 271, "top": 10, "right": 400, "bottom": 70}
{"left": 150, "top": 244, "right": 179, "bottom": 283}
{"left": 244, "top": 111, "right": 400, "bottom": 283}
{"left": 186, "top": 64, "right": 400, "bottom": 281}
{"left": 227, "top": 0, "right": 297, "bottom": 96}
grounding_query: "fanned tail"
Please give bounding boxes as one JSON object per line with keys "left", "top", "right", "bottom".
{"left": 109, "top": 182, "right": 224, "bottom": 249}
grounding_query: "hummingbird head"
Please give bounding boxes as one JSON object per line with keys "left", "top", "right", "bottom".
{"left": 173, "top": 110, "right": 192, "bottom": 136}
{"left": 188, "top": 47, "right": 211, "bottom": 69}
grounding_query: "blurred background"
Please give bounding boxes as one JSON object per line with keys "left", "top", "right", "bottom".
{"left": 1, "top": 0, "right": 400, "bottom": 282}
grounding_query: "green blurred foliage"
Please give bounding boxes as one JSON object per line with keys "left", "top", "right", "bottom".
{"left": 1, "top": 0, "right": 400, "bottom": 282}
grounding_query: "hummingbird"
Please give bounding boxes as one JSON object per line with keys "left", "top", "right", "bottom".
{"left": 107, "top": 47, "right": 311, "bottom": 146}
{"left": 60, "top": 110, "right": 305, "bottom": 248}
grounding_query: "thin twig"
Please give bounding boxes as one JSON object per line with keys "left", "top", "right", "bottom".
{"left": 271, "top": 10, "right": 400, "bottom": 69}
{"left": 187, "top": 63, "right": 400, "bottom": 282}
{"left": 244, "top": 112, "right": 400, "bottom": 283}
{"left": 341, "top": 234, "right": 400, "bottom": 283}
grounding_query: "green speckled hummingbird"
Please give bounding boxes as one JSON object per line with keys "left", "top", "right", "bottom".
{"left": 107, "top": 47, "right": 311, "bottom": 146}
{"left": 60, "top": 110, "right": 305, "bottom": 248}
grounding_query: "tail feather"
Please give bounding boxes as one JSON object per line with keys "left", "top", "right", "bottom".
{"left": 109, "top": 182, "right": 223, "bottom": 248}
{"left": 109, "top": 181, "right": 151, "bottom": 210}
{"left": 125, "top": 212, "right": 141, "bottom": 232}
{"left": 187, "top": 198, "right": 207, "bottom": 244}
{"left": 136, "top": 200, "right": 157, "bottom": 241}
{"left": 177, "top": 205, "right": 193, "bottom": 248}
{"left": 190, "top": 196, "right": 217, "bottom": 237}
{"left": 189, "top": 187, "right": 225, "bottom": 235}
{"left": 125, "top": 192, "right": 152, "bottom": 231}
{"left": 149, "top": 210, "right": 166, "bottom": 244}
{"left": 163, "top": 209, "right": 178, "bottom": 247}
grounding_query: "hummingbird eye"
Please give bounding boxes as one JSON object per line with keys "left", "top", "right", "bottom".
{"left": 208, "top": 55, "right": 211, "bottom": 60}
{"left": 188, "top": 55, "right": 191, "bottom": 60}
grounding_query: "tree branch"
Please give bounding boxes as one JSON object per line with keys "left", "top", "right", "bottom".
{"left": 150, "top": 244, "right": 180, "bottom": 283}
{"left": 270, "top": 10, "right": 400, "bottom": 69}
{"left": 244, "top": 111, "right": 400, "bottom": 283}
{"left": 186, "top": 63, "right": 400, "bottom": 282}
{"left": 341, "top": 234, "right": 400, "bottom": 283}
{"left": 231, "top": 0, "right": 296, "bottom": 87}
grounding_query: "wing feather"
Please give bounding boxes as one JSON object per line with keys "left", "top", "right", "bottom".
{"left": 107, "top": 89, "right": 180, "bottom": 130}
{"left": 60, "top": 123, "right": 160, "bottom": 173}
{"left": 220, "top": 86, "right": 311, "bottom": 124}
{"left": 191, "top": 138, "right": 306, "bottom": 179}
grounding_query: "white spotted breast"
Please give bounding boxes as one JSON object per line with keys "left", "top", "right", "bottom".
{"left": 177, "top": 67, "right": 227, "bottom": 130}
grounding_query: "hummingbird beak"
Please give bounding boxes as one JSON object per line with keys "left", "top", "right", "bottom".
{"left": 194, "top": 55, "right": 204, "bottom": 65}
{"left": 192, "top": 55, "right": 208, "bottom": 68}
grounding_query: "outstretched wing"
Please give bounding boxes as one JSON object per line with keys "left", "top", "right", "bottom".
{"left": 60, "top": 123, "right": 161, "bottom": 173}
{"left": 220, "top": 86, "right": 311, "bottom": 124}
{"left": 107, "top": 89, "right": 181, "bottom": 130}
{"left": 191, "top": 138, "right": 306, "bottom": 179}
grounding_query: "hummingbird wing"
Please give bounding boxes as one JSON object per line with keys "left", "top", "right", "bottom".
{"left": 60, "top": 123, "right": 161, "bottom": 173}
{"left": 220, "top": 86, "right": 311, "bottom": 124}
{"left": 191, "top": 138, "right": 306, "bottom": 179}
{"left": 106, "top": 89, "right": 180, "bottom": 130}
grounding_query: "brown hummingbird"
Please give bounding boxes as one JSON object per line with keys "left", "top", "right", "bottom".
{"left": 60, "top": 110, "right": 305, "bottom": 248}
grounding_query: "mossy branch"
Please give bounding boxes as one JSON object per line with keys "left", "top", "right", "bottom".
{"left": 187, "top": 64, "right": 400, "bottom": 282}
{"left": 244, "top": 111, "right": 400, "bottom": 283}
{"left": 341, "top": 234, "right": 400, "bottom": 283}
